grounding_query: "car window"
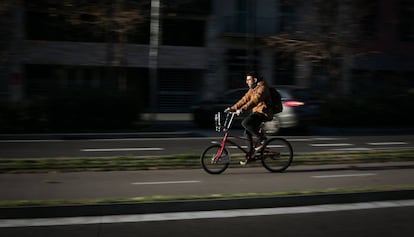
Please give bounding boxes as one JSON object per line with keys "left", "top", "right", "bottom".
{"left": 276, "top": 89, "right": 290, "bottom": 99}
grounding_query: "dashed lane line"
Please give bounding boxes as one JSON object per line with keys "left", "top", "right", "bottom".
{"left": 329, "top": 148, "right": 373, "bottom": 151}
{"left": 131, "top": 180, "right": 201, "bottom": 185}
{"left": 367, "top": 142, "right": 408, "bottom": 146}
{"left": 310, "top": 143, "right": 353, "bottom": 147}
{"left": 81, "top": 148, "right": 164, "bottom": 152}
{"left": 312, "top": 173, "right": 377, "bottom": 178}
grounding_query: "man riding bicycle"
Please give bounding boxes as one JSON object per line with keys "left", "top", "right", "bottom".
{"left": 224, "top": 71, "right": 274, "bottom": 165}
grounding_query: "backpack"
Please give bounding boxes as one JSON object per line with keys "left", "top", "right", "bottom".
{"left": 268, "top": 87, "right": 283, "bottom": 114}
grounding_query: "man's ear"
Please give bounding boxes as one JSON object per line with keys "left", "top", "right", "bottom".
{"left": 254, "top": 78, "right": 258, "bottom": 83}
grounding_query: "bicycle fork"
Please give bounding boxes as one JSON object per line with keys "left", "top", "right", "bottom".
{"left": 213, "top": 132, "right": 229, "bottom": 163}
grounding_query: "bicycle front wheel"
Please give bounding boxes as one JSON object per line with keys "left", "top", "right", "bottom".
{"left": 260, "top": 138, "right": 293, "bottom": 172}
{"left": 200, "top": 144, "right": 229, "bottom": 174}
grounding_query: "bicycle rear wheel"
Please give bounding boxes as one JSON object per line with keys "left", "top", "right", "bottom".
{"left": 200, "top": 144, "right": 229, "bottom": 174}
{"left": 260, "top": 138, "right": 293, "bottom": 172}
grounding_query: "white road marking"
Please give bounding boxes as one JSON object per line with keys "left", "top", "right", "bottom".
{"left": 367, "top": 142, "right": 408, "bottom": 146}
{"left": 226, "top": 145, "right": 286, "bottom": 149}
{"left": 266, "top": 145, "right": 288, "bottom": 148}
{"left": 288, "top": 138, "right": 346, "bottom": 142}
{"left": 81, "top": 148, "right": 164, "bottom": 152}
{"left": 228, "top": 145, "right": 248, "bottom": 149}
{"left": 312, "top": 137, "right": 346, "bottom": 141}
{"left": 131, "top": 180, "right": 201, "bottom": 185}
{"left": 0, "top": 140, "right": 64, "bottom": 143}
{"left": 330, "top": 148, "right": 373, "bottom": 151}
{"left": 372, "top": 146, "right": 414, "bottom": 150}
{"left": 310, "top": 143, "right": 353, "bottom": 147}
{"left": 88, "top": 136, "right": 211, "bottom": 142}
{"left": 288, "top": 138, "right": 313, "bottom": 142}
{"left": 1, "top": 200, "right": 413, "bottom": 227}
{"left": 312, "top": 173, "right": 376, "bottom": 178}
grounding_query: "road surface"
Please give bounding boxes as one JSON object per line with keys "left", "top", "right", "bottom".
{"left": 1, "top": 201, "right": 413, "bottom": 237}
{"left": 1, "top": 163, "right": 413, "bottom": 200}
{"left": 0, "top": 135, "right": 413, "bottom": 158}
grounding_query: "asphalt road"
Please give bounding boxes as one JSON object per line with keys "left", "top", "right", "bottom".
{"left": 0, "top": 134, "right": 413, "bottom": 158}
{"left": 1, "top": 163, "right": 413, "bottom": 201}
{"left": 2, "top": 202, "right": 413, "bottom": 237}
{"left": 1, "top": 130, "right": 413, "bottom": 236}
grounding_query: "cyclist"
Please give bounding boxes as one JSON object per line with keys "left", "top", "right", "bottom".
{"left": 225, "top": 71, "right": 274, "bottom": 165}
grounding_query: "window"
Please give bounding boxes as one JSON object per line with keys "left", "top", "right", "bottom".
{"left": 25, "top": 1, "right": 106, "bottom": 42}
{"left": 158, "top": 69, "right": 201, "bottom": 112}
{"left": 226, "top": 49, "right": 259, "bottom": 89}
{"left": 273, "top": 51, "right": 295, "bottom": 85}
{"left": 352, "top": 0, "right": 380, "bottom": 40}
{"left": 25, "top": 0, "right": 149, "bottom": 43}
{"left": 278, "top": 0, "right": 297, "bottom": 33}
{"left": 162, "top": 19, "right": 206, "bottom": 46}
{"left": 25, "top": 64, "right": 150, "bottom": 98}
{"left": 399, "top": 0, "right": 414, "bottom": 41}
{"left": 163, "top": 0, "right": 211, "bottom": 17}
{"left": 236, "top": 0, "right": 254, "bottom": 33}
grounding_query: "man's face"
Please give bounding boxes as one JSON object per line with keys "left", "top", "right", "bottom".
{"left": 246, "top": 76, "right": 257, "bottom": 89}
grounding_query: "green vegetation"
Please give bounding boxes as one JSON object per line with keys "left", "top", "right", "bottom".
{"left": 0, "top": 150, "right": 413, "bottom": 174}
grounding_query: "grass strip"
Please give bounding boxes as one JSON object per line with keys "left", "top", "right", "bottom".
{"left": 0, "top": 184, "right": 413, "bottom": 208}
{"left": 0, "top": 150, "right": 413, "bottom": 174}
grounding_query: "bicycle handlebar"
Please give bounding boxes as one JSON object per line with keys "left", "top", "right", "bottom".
{"left": 224, "top": 110, "right": 237, "bottom": 115}
{"left": 215, "top": 111, "right": 237, "bottom": 132}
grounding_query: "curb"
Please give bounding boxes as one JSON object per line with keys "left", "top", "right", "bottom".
{"left": 1, "top": 190, "right": 413, "bottom": 219}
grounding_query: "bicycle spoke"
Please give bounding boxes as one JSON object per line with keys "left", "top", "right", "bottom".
{"left": 201, "top": 144, "right": 229, "bottom": 174}
{"left": 260, "top": 138, "right": 293, "bottom": 172}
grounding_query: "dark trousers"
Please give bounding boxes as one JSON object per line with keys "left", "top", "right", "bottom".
{"left": 241, "top": 113, "right": 267, "bottom": 153}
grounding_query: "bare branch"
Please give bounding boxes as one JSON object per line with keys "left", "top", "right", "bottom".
{"left": 265, "top": 34, "right": 329, "bottom": 62}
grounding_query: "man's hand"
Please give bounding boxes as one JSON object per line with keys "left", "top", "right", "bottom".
{"left": 224, "top": 107, "right": 242, "bottom": 116}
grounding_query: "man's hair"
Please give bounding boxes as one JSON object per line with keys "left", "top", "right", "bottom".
{"left": 247, "top": 71, "right": 262, "bottom": 81}
{"left": 246, "top": 71, "right": 258, "bottom": 79}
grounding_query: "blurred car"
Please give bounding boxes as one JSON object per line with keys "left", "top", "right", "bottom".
{"left": 191, "top": 85, "right": 321, "bottom": 134}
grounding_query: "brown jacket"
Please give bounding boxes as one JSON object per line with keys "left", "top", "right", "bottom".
{"left": 230, "top": 81, "right": 273, "bottom": 119}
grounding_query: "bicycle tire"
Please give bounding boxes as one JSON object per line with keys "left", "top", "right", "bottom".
{"left": 200, "top": 144, "right": 230, "bottom": 174}
{"left": 260, "top": 137, "right": 293, "bottom": 172}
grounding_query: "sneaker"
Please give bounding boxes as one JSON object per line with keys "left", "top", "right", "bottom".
{"left": 240, "top": 159, "right": 248, "bottom": 165}
{"left": 255, "top": 136, "right": 267, "bottom": 151}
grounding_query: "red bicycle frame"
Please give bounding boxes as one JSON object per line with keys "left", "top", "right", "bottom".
{"left": 213, "top": 111, "right": 256, "bottom": 163}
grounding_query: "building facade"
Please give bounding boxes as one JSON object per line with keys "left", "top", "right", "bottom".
{"left": 1, "top": 0, "right": 413, "bottom": 113}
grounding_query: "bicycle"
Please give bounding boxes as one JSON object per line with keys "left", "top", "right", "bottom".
{"left": 200, "top": 111, "right": 293, "bottom": 174}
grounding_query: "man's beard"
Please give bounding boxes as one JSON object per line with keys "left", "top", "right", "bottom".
{"left": 249, "top": 83, "right": 257, "bottom": 89}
